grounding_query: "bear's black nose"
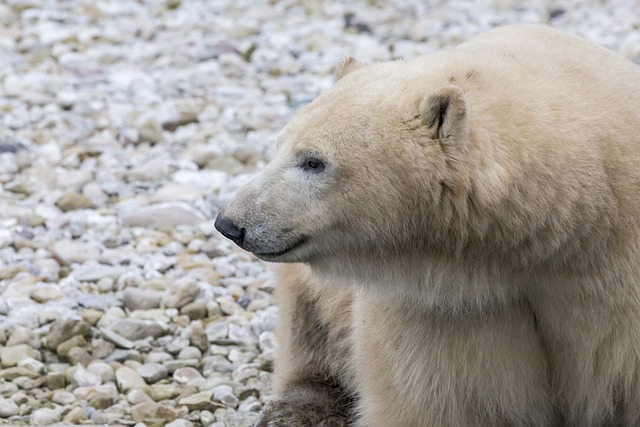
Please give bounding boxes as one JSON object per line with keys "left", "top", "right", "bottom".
{"left": 214, "top": 214, "right": 245, "bottom": 244}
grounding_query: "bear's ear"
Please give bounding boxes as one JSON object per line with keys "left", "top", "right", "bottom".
{"left": 336, "top": 57, "right": 362, "bottom": 80}
{"left": 420, "top": 85, "right": 467, "bottom": 145}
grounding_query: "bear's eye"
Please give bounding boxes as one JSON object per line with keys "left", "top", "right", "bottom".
{"left": 302, "top": 157, "right": 325, "bottom": 173}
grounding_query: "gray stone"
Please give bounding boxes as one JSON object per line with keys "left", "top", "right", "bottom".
{"left": 131, "top": 401, "right": 177, "bottom": 425}
{"left": 212, "top": 384, "right": 239, "bottom": 408}
{"left": 0, "top": 397, "right": 19, "bottom": 418}
{"left": 87, "top": 360, "right": 115, "bottom": 383}
{"left": 189, "top": 323, "right": 209, "bottom": 353}
{"left": 46, "top": 371, "right": 66, "bottom": 389}
{"left": 162, "top": 278, "right": 200, "bottom": 308}
{"left": 173, "top": 366, "right": 204, "bottom": 384}
{"left": 0, "top": 344, "right": 41, "bottom": 368}
{"left": 6, "top": 327, "right": 34, "bottom": 346}
{"left": 178, "top": 346, "right": 202, "bottom": 360}
{"left": 0, "top": 366, "right": 40, "bottom": 380}
{"left": 110, "top": 318, "right": 169, "bottom": 341}
{"left": 166, "top": 419, "right": 195, "bottom": 427}
{"left": 71, "top": 364, "right": 102, "bottom": 387}
{"left": 149, "top": 384, "right": 179, "bottom": 401}
{"left": 121, "top": 202, "right": 206, "bottom": 228}
{"left": 138, "top": 363, "right": 169, "bottom": 384}
{"left": 238, "top": 396, "right": 262, "bottom": 413}
{"left": 52, "top": 390, "right": 76, "bottom": 405}
{"left": 180, "top": 299, "right": 207, "bottom": 320}
{"left": 63, "top": 406, "right": 87, "bottom": 424}
{"left": 200, "top": 410, "right": 215, "bottom": 426}
{"left": 44, "top": 319, "right": 92, "bottom": 350}
{"left": 127, "top": 388, "right": 153, "bottom": 404}
{"left": 55, "top": 192, "right": 95, "bottom": 212}
{"left": 123, "top": 287, "right": 162, "bottom": 310}
{"left": 17, "top": 357, "right": 45, "bottom": 374}
{"left": 67, "top": 346, "right": 92, "bottom": 366}
{"left": 178, "top": 391, "right": 224, "bottom": 412}
{"left": 56, "top": 335, "right": 89, "bottom": 359}
{"left": 228, "top": 323, "right": 257, "bottom": 346}
{"left": 100, "top": 327, "right": 135, "bottom": 349}
{"left": 115, "top": 366, "right": 147, "bottom": 392}
{"left": 51, "top": 240, "right": 101, "bottom": 265}
{"left": 30, "top": 285, "right": 64, "bottom": 303}
{"left": 31, "top": 407, "right": 61, "bottom": 426}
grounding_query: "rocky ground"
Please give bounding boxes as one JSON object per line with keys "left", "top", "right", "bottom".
{"left": 0, "top": 0, "right": 638, "bottom": 426}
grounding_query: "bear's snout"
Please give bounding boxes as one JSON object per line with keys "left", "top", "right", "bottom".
{"left": 214, "top": 214, "right": 245, "bottom": 245}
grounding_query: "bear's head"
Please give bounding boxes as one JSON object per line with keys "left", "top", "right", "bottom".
{"left": 216, "top": 57, "right": 472, "bottom": 273}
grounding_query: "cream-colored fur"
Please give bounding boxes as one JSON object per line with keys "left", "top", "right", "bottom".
{"left": 217, "top": 25, "right": 640, "bottom": 426}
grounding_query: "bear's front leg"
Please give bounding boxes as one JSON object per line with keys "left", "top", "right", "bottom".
{"left": 256, "top": 382, "right": 351, "bottom": 427}
{"left": 257, "top": 264, "right": 355, "bottom": 426}
{"left": 351, "top": 293, "right": 556, "bottom": 427}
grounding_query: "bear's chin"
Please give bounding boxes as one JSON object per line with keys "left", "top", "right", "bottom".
{"left": 250, "top": 237, "right": 308, "bottom": 263}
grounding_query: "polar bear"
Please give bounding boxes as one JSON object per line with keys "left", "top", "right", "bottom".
{"left": 215, "top": 25, "right": 640, "bottom": 426}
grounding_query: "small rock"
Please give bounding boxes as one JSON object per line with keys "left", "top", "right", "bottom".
{"left": 100, "top": 327, "right": 135, "bottom": 349}
{"left": 163, "top": 358, "right": 199, "bottom": 372}
{"left": 173, "top": 366, "right": 204, "bottom": 385}
{"left": 51, "top": 240, "right": 101, "bottom": 265}
{"left": 127, "top": 388, "right": 153, "bottom": 404}
{"left": 46, "top": 371, "right": 66, "bottom": 389}
{"left": 115, "top": 366, "right": 147, "bottom": 392}
{"left": 63, "top": 406, "right": 87, "bottom": 424}
{"left": 71, "top": 364, "right": 102, "bottom": 387}
{"left": 149, "top": 384, "right": 178, "bottom": 401}
{"left": 17, "top": 357, "right": 45, "bottom": 374}
{"left": 55, "top": 192, "right": 95, "bottom": 212}
{"left": 228, "top": 323, "right": 257, "bottom": 346}
{"left": 138, "top": 363, "right": 169, "bottom": 384}
{"left": 163, "top": 278, "right": 199, "bottom": 309}
{"left": 6, "top": 327, "right": 34, "bottom": 346}
{"left": 45, "top": 319, "right": 92, "bottom": 350}
{"left": 68, "top": 346, "right": 93, "bottom": 366}
{"left": 166, "top": 419, "right": 194, "bottom": 427}
{"left": 31, "top": 407, "right": 61, "bottom": 426}
{"left": 121, "top": 202, "right": 206, "bottom": 228}
{"left": 123, "top": 287, "right": 162, "bottom": 310}
{"left": 87, "top": 360, "right": 114, "bottom": 383}
{"left": 81, "top": 308, "right": 104, "bottom": 325}
{"left": 178, "top": 346, "right": 202, "bottom": 360}
{"left": 56, "top": 335, "right": 89, "bottom": 359}
{"left": 92, "top": 339, "right": 116, "bottom": 359}
{"left": 138, "top": 117, "right": 164, "bottom": 144}
{"left": 0, "top": 344, "right": 41, "bottom": 367}
{"left": 131, "top": 401, "right": 177, "bottom": 425}
{"left": 217, "top": 298, "right": 244, "bottom": 315}
{"left": 0, "top": 383, "right": 18, "bottom": 395}
{"left": 105, "top": 348, "right": 143, "bottom": 363}
{"left": 52, "top": 390, "right": 76, "bottom": 405}
{"left": 146, "top": 350, "right": 173, "bottom": 364}
{"left": 178, "top": 391, "right": 224, "bottom": 412}
{"left": 110, "top": 318, "right": 169, "bottom": 341}
{"left": 200, "top": 410, "right": 215, "bottom": 426}
{"left": 89, "top": 391, "right": 116, "bottom": 409}
{"left": 238, "top": 396, "right": 262, "bottom": 413}
{"left": 0, "top": 397, "right": 19, "bottom": 417}
{"left": 189, "top": 323, "right": 209, "bottom": 353}
{"left": 212, "top": 384, "right": 239, "bottom": 408}
{"left": 180, "top": 299, "right": 207, "bottom": 320}
{"left": 30, "top": 285, "right": 64, "bottom": 303}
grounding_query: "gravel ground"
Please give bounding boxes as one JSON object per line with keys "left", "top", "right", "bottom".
{"left": 0, "top": 0, "right": 638, "bottom": 426}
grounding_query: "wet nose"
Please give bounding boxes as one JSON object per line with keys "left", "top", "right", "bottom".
{"left": 214, "top": 214, "right": 245, "bottom": 244}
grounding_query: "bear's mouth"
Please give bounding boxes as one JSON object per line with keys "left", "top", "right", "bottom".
{"left": 253, "top": 237, "right": 307, "bottom": 261}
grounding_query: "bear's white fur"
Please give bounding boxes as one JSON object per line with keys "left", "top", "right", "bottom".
{"left": 216, "top": 25, "right": 640, "bottom": 426}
